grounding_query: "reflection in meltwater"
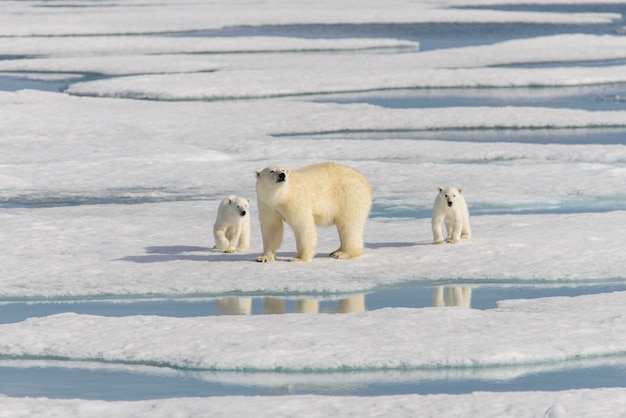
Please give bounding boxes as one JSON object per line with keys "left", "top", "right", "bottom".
{"left": 217, "top": 288, "right": 472, "bottom": 316}
{"left": 217, "top": 295, "right": 367, "bottom": 315}
{"left": 432, "top": 286, "right": 472, "bottom": 308}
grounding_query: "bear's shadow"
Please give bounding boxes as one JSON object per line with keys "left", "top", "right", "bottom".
{"left": 118, "top": 245, "right": 255, "bottom": 263}
{"left": 118, "top": 242, "right": 429, "bottom": 264}
{"left": 365, "top": 241, "right": 429, "bottom": 249}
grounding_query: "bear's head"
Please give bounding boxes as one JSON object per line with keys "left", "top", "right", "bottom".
{"left": 438, "top": 187, "right": 463, "bottom": 208}
{"left": 228, "top": 196, "right": 251, "bottom": 217}
{"left": 255, "top": 166, "right": 289, "bottom": 184}
{"left": 255, "top": 166, "right": 291, "bottom": 202}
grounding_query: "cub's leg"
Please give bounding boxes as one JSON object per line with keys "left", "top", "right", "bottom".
{"left": 214, "top": 227, "right": 236, "bottom": 253}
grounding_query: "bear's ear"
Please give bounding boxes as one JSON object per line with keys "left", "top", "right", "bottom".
{"left": 458, "top": 188, "right": 463, "bottom": 194}
{"left": 254, "top": 171, "right": 260, "bottom": 178}
{"left": 227, "top": 198, "right": 233, "bottom": 205}
{"left": 246, "top": 198, "right": 251, "bottom": 204}
{"left": 438, "top": 187, "right": 444, "bottom": 193}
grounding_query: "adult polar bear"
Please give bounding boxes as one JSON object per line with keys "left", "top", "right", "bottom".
{"left": 255, "top": 162, "right": 372, "bottom": 262}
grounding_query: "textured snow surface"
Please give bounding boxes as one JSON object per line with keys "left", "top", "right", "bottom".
{"left": 2, "top": 0, "right": 626, "bottom": 416}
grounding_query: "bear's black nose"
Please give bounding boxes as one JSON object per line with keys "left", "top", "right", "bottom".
{"left": 277, "top": 172, "right": 286, "bottom": 182}
{"left": 447, "top": 201, "right": 453, "bottom": 207}
{"left": 240, "top": 211, "right": 246, "bottom": 217}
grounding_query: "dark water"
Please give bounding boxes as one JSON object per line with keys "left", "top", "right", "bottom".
{"left": 0, "top": 361, "right": 625, "bottom": 400}
{"left": 2, "top": 284, "right": 626, "bottom": 324}
{"left": 173, "top": 12, "right": 625, "bottom": 52}
{"left": 0, "top": 75, "right": 69, "bottom": 92}
{"left": 314, "top": 84, "right": 626, "bottom": 112}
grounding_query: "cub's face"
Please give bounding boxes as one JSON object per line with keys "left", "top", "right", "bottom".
{"left": 229, "top": 197, "right": 250, "bottom": 217}
{"left": 439, "top": 187, "right": 463, "bottom": 208}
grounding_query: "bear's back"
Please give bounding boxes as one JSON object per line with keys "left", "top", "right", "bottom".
{"left": 296, "top": 163, "right": 371, "bottom": 225}
{"left": 296, "top": 162, "right": 370, "bottom": 192}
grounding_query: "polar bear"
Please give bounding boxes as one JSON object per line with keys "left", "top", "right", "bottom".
{"left": 432, "top": 187, "right": 471, "bottom": 244}
{"left": 254, "top": 162, "right": 372, "bottom": 262}
{"left": 213, "top": 195, "right": 251, "bottom": 253}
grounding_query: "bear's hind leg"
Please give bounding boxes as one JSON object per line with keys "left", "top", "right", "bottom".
{"left": 331, "top": 222, "right": 364, "bottom": 259}
{"left": 461, "top": 214, "right": 471, "bottom": 240}
{"left": 446, "top": 219, "right": 463, "bottom": 244}
{"left": 237, "top": 217, "right": 251, "bottom": 252}
{"left": 291, "top": 220, "right": 317, "bottom": 262}
{"left": 444, "top": 217, "right": 462, "bottom": 244}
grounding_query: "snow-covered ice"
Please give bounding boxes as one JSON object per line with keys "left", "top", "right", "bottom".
{"left": 1, "top": 389, "right": 626, "bottom": 418}
{"left": 2, "top": 0, "right": 626, "bottom": 416}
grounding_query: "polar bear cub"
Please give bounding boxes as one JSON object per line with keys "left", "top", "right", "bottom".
{"left": 432, "top": 187, "right": 471, "bottom": 244}
{"left": 255, "top": 162, "right": 372, "bottom": 262}
{"left": 213, "top": 195, "right": 251, "bottom": 253}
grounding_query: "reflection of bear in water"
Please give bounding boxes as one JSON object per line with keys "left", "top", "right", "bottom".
{"left": 432, "top": 286, "right": 472, "bottom": 308}
{"left": 432, "top": 187, "right": 471, "bottom": 245}
{"left": 213, "top": 195, "right": 251, "bottom": 253}
{"left": 217, "top": 296, "right": 366, "bottom": 315}
{"left": 254, "top": 162, "right": 372, "bottom": 262}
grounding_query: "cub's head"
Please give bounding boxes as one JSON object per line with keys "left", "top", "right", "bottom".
{"left": 227, "top": 195, "right": 251, "bottom": 217}
{"left": 438, "top": 187, "right": 463, "bottom": 207}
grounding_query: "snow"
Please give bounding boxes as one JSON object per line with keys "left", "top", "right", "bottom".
{"left": 0, "top": 202, "right": 625, "bottom": 298}
{"left": 0, "top": 389, "right": 625, "bottom": 418}
{"left": 2, "top": 0, "right": 626, "bottom": 416}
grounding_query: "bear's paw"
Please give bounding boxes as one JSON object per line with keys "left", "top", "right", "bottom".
{"left": 256, "top": 254, "right": 275, "bottom": 263}
{"left": 330, "top": 250, "right": 356, "bottom": 259}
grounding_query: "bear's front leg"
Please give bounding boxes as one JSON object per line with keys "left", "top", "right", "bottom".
{"left": 256, "top": 203, "right": 283, "bottom": 262}
{"left": 214, "top": 228, "right": 236, "bottom": 253}
{"left": 432, "top": 217, "right": 445, "bottom": 245}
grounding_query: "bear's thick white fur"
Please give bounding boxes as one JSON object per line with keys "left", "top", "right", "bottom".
{"left": 254, "top": 162, "right": 372, "bottom": 262}
{"left": 432, "top": 187, "right": 471, "bottom": 244}
{"left": 213, "top": 195, "right": 251, "bottom": 253}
